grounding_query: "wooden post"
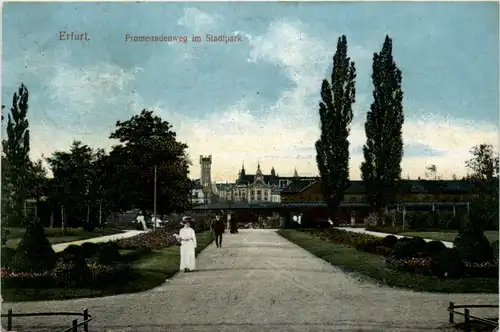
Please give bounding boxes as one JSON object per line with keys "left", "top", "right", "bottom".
{"left": 464, "top": 309, "right": 470, "bottom": 332}
{"left": 83, "top": 308, "right": 89, "bottom": 332}
{"left": 448, "top": 302, "right": 454, "bottom": 323}
{"left": 7, "top": 308, "right": 12, "bottom": 331}
{"left": 72, "top": 319, "right": 78, "bottom": 332}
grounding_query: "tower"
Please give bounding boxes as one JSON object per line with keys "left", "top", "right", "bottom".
{"left": 200, "top": 155, "right": 212, "bottom": 203}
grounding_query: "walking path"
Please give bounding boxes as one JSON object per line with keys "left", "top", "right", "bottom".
{"left": 4, "top": 229, "right": 496, "bottom": 331}
{"left": 51, "top": 230, "right": 149, "bottom": 253}
{"left": 336, "top": 227, "right": 454, "bottom": 248}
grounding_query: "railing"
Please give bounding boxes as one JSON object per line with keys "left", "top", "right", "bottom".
{"left": 448, "top": 302, "right": 498, "bottom": 331}
{"left": 1, "top": 308, "right": 92, "bottom": 332}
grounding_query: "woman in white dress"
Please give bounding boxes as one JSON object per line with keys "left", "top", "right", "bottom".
{"left": 175, "top": 217, "right": 197, "bottom": 272}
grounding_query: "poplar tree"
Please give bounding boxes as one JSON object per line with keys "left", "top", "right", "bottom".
{"left": 315, "top": 35, "right": 356, "bottom": 222}
{"left": 361, "top": 35, "right": 404, "bottom": 218}
{"left": 2, "top": 84, "right": 31, "bottom": 226}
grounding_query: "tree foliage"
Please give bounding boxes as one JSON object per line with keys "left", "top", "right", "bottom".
{"left": 46, "top": 141, "right": 97, "bottom": 229}
{"left": 361, "top": 35, "right": 404, "bottom": 213}
{"left": 465, "top": 143, "right": 499, "bottom": 231}
{"left": 2, "top": 84, "right": 31, "bottom": 226}
{"left": 108, "top": 109, "right": 192, "bottom": 215}
{"left": 315, "top": 35, "right": 356, "bottom": 220}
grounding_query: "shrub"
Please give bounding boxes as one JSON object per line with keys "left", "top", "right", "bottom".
{"left": 381, "top": 235, "right": 399, "bottom": 249}
{"left": 431, "top": 248, "right": 465, "bottom": 278}
{"left": 11, "top": 219, "right": 57, "bottom": 273}
{"left": 454, "top": 229, "right": 493, "bottom": 263}
{"left": 491, "top": 240, "right": 499, "bottom": 263}
{"left": 94, "top": 243, "right": 121, "bottom": 265}
{"left": 81, "top": 242, "right": 100, "bottom": 258}
{"left": 60, "top": 244, "right": 85, "bottom": 260}
{"left": 424, "top": 240, "right": 447, "bottom": 257}
{"left": 1, "top": 246, "right": 16, "bottom": 268}
{"left": 392, "top": 237, "right": 426, "bottom": 259}
{"left": 0, "top": 269, "right": 56, "bottom": 289}
{"left": 52, "top": 255, "right": 92, "bottom": 288}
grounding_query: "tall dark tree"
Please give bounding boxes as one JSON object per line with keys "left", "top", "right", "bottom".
{"left": 361, "top": 35, "right": 404, "bottom": 219}
{"left": 108, "top": 109, "right": 191, "bottom": 216}
{"left": 2, "top": 84, "right": 31, "bottom": 226}
{"left": 315, "top": 35, "right": 356, "bottom": 222}
{"left": 47, "top": 140, "right": 95, "bottom": 229}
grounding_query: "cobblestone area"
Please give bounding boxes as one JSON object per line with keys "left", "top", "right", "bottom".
{"left": 2, "top": 229, "right": 497, "bottom": 332}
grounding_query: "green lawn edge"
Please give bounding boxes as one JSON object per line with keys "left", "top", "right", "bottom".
{"left": 277, "top": 229, "right": 498, "bottom": 294}
{"left": 2, "top": 231, "right": 215, "bottom": 302}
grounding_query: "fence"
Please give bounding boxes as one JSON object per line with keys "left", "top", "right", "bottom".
{"left": 448, "top": 302, "right": 498, "bottom": 331}
{"left": 1, "top": 308, "right": 92, "bottom": 332}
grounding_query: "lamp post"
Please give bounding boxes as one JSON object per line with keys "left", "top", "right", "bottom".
{"left": 153, "top": 164, "right": 157, "bottom": 231}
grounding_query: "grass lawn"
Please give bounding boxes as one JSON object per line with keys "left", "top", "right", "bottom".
{"left": 278, "top": 229, "right": 498, "bottom": 294}
{"left": 5, "top": 227, "right": 125, "bottom": 249}
{"left": 2, "top": 231, "right": 214, "bottom": 302}
{"left": 400, "top": 230, "right": 499, "bottom": 243}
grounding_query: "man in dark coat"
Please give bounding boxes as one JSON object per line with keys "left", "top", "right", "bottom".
{"left": 212, "top": 215, "right": 225, "bottom": 248}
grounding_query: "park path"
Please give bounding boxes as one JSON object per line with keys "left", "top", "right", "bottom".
{"left": 51, "top": 230, "right": 148, "bottom": 253}
{"left": 336, "top": 227, "right": 454, "bottom": 248}
{"left": 2, "top": 229, "right": 497, "bottom": 332}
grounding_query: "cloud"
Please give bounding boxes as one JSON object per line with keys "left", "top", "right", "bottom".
{"left": 15, "top": 18, "right": 499, "bottom": 184}
{"left": 177, "top": 7, "right": 221, "bottom": 34}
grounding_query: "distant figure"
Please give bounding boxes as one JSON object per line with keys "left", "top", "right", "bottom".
{"left": 212, "top": 215, "right": 225, "bottom": 248}
{"left": 136, "top": 215, "right": 148, "bottom": 230}
{"left": 229, "top": 215, "right": 238, "bottom": 234}
{"left": 174, "top": 217, "right": 197, "bottom": 272}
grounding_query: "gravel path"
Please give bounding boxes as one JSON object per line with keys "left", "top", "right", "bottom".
{"left": 51, "top": 230, "right": 149, "bottom": 253}
{"left": 336, "top": 227, "right": 454, "bottom": 248}
{"left": 2, "top": 229, "right": 497, "bottom": 332}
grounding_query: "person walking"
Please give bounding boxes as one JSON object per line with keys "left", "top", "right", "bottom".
{"left": 212, "top": 215, "right": 225, "bottom": 248}
{"left": 174, "top": 217, "right": 197, "bottom": 272}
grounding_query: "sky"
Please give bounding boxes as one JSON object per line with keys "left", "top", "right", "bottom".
{"left": 2, "top": 2, "right": 499, "bottom": 182}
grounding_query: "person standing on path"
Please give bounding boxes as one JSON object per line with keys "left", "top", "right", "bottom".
{"left": 174, "top": 217, "right": 197, "bottom": 272}
{"left": 212, "top": 215, "right": 225, "bottom": 248}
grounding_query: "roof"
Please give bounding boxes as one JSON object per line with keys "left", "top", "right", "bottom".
{"left": 235, "top": 174, "right": 278, "bottom": 186}
{"left": 193, "top": 200, "right": 470, "bottom": 210}
{"left": 280, "top": 179, "right": 476, "bottom": 195}
{"left": 281, "top": 178, "right": 318, "bottom": 194}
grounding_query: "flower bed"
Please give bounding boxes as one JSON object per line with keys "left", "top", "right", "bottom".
{"left": 114, "top": 229, "right": 178, "bottom": 250}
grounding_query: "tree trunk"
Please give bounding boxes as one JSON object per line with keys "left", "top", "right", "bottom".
{"left": 49, "top": 208, "right": 54, "bottom": 228}
{"left": 61, "top": 205, "right": 65, "bottom": 231}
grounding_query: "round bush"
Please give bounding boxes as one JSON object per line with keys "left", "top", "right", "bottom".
{"left": 381, "top": 235, "right": 399, "bottom": 249}
{"left": 392, "top": 238, "right": 425, "bottom": 259}
{"left": 454, "top": 230, "right": 493, "bottom": 263}
{"left": 95, "top": 243, "right": 121, "bottom": 265}
{"left": 1, "top": 246, "right": 16, "bottom": 268}
{"left": 81, "top": 242, "right": 100, "bottom": 258}
{"left": 431, "top": 248, "right": 465, "bottom": 278}
{"left": 424, "top": 240, "right": 447, "bottom": 257}
{"left": 60, "top": 244, "right": 85, "bottom": 260}
{"left": 52, "top": 256, "right": 92, "bottom": 288}
{"left": 491, "top": 240, "right": 499, "bottom": 263}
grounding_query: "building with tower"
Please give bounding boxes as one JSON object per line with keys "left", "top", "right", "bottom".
{"left": 199, "top": 155, "right": 213, "bottom": 204}
{"left": 214, "top": 162, "right": 316, "bottom": 203}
